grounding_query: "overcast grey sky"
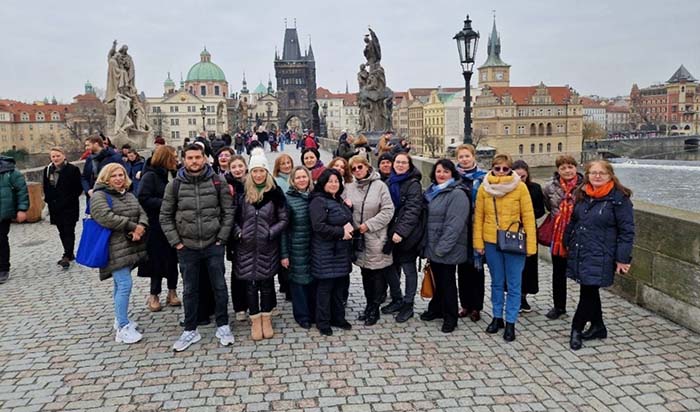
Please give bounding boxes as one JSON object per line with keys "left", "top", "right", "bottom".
{"left": 2, "top": 0, "right": 699, "bottom": 103}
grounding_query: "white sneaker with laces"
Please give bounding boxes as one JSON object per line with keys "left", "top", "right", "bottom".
{"left": 115, "top": 324, "right": 143, "bottom": 344}
{"left": 173, "top": 329, "right": 202, "bottom": 352}
{"left": 113, "top": 318, "right": 139, "bottom": 331}
{"left": 216, "top": 325, "right": 235, "bottom": 346}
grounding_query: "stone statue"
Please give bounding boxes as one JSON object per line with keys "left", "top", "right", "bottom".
{"left": 357, "top": 27, "right": 393, "bottom": 134}
{"left": 105, "top": 40, "right": 149, "bottom": 148}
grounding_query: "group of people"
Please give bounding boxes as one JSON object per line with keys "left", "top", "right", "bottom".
{"left": 9, "top": 131, "right": 635, "bottom": 353}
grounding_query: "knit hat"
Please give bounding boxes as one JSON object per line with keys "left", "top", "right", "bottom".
{"left": 377, "top": 151, "right": 394, "bottom": 166}
{"left": 248, "top": 147, "right": 269, "bottom": 172}
{"left": 154, "top": 136, "right": 166, "bottom": 145}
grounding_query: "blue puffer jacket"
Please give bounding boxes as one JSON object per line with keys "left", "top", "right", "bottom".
{"left": 308, "top": 191, "right": 353, "bottom": 279}
{"left": 565, "top": 188, "right": 635, "bottom": 287}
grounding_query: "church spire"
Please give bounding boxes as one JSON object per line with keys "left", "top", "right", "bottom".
{"left": 480, "top": 11, "right": 509, "bottom": 68}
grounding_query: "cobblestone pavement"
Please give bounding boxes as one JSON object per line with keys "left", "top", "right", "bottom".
{"left": 1, "top": 146, "right": 699, "bottom": 412}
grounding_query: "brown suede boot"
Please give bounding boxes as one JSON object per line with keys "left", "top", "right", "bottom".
{"left": 147, "top": 295, "right": 162, "bottom": 312}
{"left": 261, "top": 312, "right": 274, "bottom": 339}
{"left": 250, "top": 314, "right": 263, "bottom": 341}
{"left": 166, "top": 289, "right": 181, "bottom": 306}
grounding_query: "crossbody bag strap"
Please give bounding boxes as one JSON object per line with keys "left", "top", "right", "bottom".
{"left": 492, "top": 196, "right": 500, "bottom": 229}
{"left": 359, "top": 180, "right": 373, "bottom": 223}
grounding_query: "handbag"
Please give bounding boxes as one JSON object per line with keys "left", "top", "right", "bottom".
{"left": 76, "top": 194, "right": 113, "bottom": 268}
{"left": 420, "top": 260, "right": 435, "bottom": 299}
{"left": 493, "top": 197, "right": 527, "bottom": 255}
{"left": 537, "top": 213, "right": 554, "bottom": 246}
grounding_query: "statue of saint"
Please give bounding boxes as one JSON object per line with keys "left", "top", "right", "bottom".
{"left": 106, "top": 40, "right": 136, "bottom": 104}
{"left": 363, "top": 28, "right": 381, "bottom": 66}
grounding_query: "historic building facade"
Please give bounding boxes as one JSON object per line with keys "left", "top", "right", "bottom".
{"left": 472, "top": 18, "right": 583, "bottom": 166}
{"left": 630, "top": 65, "right": 699, "bottom": 134}
{"left": 184, "top": 48, "right": 229, "bottom": 98}
{"left": 274, "top": 25, "right": 318, "bottom": 133}
{"left": 0, "top": 99, "right": 73, "bottom": 153}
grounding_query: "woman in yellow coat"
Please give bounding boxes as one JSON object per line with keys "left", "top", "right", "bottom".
{"left": 474, "top": 154, "right": 536, "bottom": 342}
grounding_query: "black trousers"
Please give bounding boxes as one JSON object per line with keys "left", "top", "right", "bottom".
{"left": 179, "top": 244, "right": 228, "bottom": 331}
{"left": 457, "top": 261, "right": 485, "bottom": 311}
{"left": 340, "top": 275, "right": 350, "bottom": 303}
{"left": 230, "top": 268, "right": 249, "bottom": 313}
{"left": 316, "top": 277, "right": 347, "bottom": 330}
{"left": 428, "top": 262, "right": 458, "bottom": 327}
{"left": 551, "top": 255, "right": 568, "bottom": 310}
{"left": 572, "top": 285, "right": 602, "bottom": 331}
{"left": 246, "top": 278, "right": 275, "bottom": 316}
{"left": 0, "top": 219, "right": 10, "bottom": 271}
{"left": 278, "top": 267, "right": 290, "bottom": 294}
{"left": 150, "top": 271, "right": 178, "bottom": 296}
{"left": 56, "top": 220, "right": 77, "bottom": 259}
{"left": 361, "top": 267, "right": 389, "bottom": 310}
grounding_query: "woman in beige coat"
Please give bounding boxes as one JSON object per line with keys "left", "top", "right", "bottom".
{"left": 345, "top": 155, "right": 395, "bottom": 326}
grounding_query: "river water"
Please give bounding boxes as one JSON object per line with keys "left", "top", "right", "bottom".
{"left": 532, "top": 159, "right": 700, "bottom": 213}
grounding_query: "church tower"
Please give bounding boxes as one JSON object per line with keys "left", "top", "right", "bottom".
{"left": 478, "top": 14, "right": 510, "bottom": 88}
{"left": 274, "top": 20, "right": 318, "bottom": 132}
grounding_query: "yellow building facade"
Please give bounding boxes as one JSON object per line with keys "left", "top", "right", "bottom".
{"left": 422, "top": 90, "right": 446, "bottom": 158}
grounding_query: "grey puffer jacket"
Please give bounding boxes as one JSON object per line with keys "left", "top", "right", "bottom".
{"left": 90, "top": 184, "right": 149, "bottom": 280}
{"left": 159, "top": 164, "right": 234, "bottom": 250}
{"left": 422, "top": 181, "right": 470, "bottom": 265}
{"left": 345, "top": 169, "right": 395, "bottom": 270}
{"left": 542, "top": 172, "right": 583, "bottom": 215}
{"left": 232, "top": 185, "right": 289, "bottom": 281}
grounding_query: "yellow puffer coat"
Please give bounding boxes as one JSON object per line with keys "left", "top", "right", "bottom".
{"left": 473, "top": 173, "right": 537, "bottom": 255}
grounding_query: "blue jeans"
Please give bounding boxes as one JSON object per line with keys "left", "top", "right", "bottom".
{"left": 112, "top": 267, "right": 133, "bottom": 329}
{"left": 485, "top": 243, "right": 526, "bottom": 324}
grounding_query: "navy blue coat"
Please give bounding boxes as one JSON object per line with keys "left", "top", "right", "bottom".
{"left": 565, "top": 188, "right": 635, "bottom": 287}
{"left": 308, "top": 192, "right": 353, "bottom": 279}
{"left": 125, "top": 157, "right": 145, "bottom": 194}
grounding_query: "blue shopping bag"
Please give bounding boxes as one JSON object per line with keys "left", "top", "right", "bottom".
{"left": 76, "top": 194, "right": 113, "bottom": 268}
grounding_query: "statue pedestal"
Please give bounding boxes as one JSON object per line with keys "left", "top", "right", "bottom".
{"left": 107, "top": 115, "right": 151, "bottom": 149}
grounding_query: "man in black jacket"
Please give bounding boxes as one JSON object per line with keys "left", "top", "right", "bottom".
{"left": 160, "top": 144, "right": 234, "bottom": 351}
{"left": 81, "top": 136, "right": 123, "bottom": 198}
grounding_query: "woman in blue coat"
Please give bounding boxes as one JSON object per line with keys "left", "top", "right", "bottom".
{"left": 309, "top": 169, "right": 355, "bottom": 336}
{"left": 125, "top": 149, "right": 145, "bottom": 194}
{"left": 565, "top": 160, "right": 634, "bottom": 351}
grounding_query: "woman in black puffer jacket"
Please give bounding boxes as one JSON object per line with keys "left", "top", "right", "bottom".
{"left": 309, "top": 169, "right": 355, "bottom": 337}
{"left": 231, "top": 148, "right": 288, "bottom": 341}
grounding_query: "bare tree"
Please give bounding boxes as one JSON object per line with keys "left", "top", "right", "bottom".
{"left": 64, "top": 103, "right": 108, "bottom": 140}
{"left": 423, "top": 133, "right": 439, "bottom": 158}
{"left": 471, "top": 129, "right": 486, "bottom": 147}
{"left": 582, "top": 120, "right": 607, "bottom": 140}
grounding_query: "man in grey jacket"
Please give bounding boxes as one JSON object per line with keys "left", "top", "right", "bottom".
{"left": 160, "top": 144, "right": 235, "bottom": 351}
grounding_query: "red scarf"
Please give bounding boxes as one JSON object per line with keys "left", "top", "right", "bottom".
{"left": 584, "top": 181, "right": 614, "bottom": 198}
{"left": 551, "top": 177, "right": 578, "bottom": 257}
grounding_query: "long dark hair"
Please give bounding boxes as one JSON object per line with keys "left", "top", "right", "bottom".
{"left": 512, "top": 159, "right": 532, "bottom": 185}
{"left": 576, "top": 160, "right": 632, "bottom": 201}
{"left": 313, "top": 168, "right": 345, "bottom": 197}
{"left": 429, "top": 158, "right": 458, "bottom": 184}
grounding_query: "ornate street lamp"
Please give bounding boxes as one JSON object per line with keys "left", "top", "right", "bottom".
{"left": 454, "top": 15, "right": 480, "bottom": 145}
{"left": 200, "top": 105, "right": 207, "bottom": 132}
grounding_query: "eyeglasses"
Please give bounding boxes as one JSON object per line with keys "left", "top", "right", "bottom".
{"left": 218, "top": 153, "right": 231, "bottom": 158}
{"left": 394, "top": 160, "right": 409, "bottom": 165}
{"left": 493, "top": 166, "right": 510, "bottom": 173}
{"left": 588, "top": 171, "right": 610, "bottom": 177}
{"left": 351, "top": 165, "right": 365, "bottom": 172}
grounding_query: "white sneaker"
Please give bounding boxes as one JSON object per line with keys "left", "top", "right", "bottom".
{"left": 115, "top": 324, "right": 143, "bottom": 344}
{"left": 173, "top": 330, "right": 202, "bottom": 352}
{"left": 113, "top": 318, "right": 139, "bottom": 331}
{"left": 235, "top": 311, "right": 247, "bottom": 322}
{"left": 216, "top": 325, "right": 235, "bottom": 346}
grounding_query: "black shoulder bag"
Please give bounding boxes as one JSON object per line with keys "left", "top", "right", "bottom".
{"left": 493, "top": 197, "right": 527, "bottom": 255}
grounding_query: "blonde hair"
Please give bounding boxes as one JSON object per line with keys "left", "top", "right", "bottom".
{"left": 289, "top": 166, "right": 314, "bottom": 192}
{"left": 50, "top": 146, "right": 66, "bottom": 155}
{"left": 96, "top": 163, "right": 131, "bottom": 190}
{"left": 244, "top": 171, "right": 275, "bottom": 204}
{"left": 491, "top": 153, "right": 513, "bottom": 168}
{"left": 349, "top": 154, "right": 371, "bottom": 169}
{"left": 273, "top": 154, "right": 294, "bottom": 177}
{"left": 455, "top": 143, "right": 476, "bottom": 157}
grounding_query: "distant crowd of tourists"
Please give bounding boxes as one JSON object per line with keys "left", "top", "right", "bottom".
{"left": 0, "top": 131, "right": 634, "bottom": 352}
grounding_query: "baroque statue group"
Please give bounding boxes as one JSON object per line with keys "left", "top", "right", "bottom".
{"left": 357, "top": 28, "right": 394, "bottom": 133}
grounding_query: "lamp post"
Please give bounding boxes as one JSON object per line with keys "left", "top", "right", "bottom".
{"left": 200, "top": 105, "right": 206, "bottom": 132}
{"left": 454, "top": 15, "right": 480, "bottom": 145}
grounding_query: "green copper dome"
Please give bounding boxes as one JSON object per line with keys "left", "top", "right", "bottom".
{"left": 186, "top": 48, "right": 227, "bottom": 82}
{"left": 253, "top": 82, "right": 267, "bottom": 94}
{"left": 164, "top": 72, "right": 175, "bottom": 86}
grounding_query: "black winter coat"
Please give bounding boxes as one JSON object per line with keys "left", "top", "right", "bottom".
{"left": 137, "top": 164, "right": 178, "bottom": 279}
{"left": 43, "top": 162, "right": 82, "bottom": 225}
{"left": 565, "top": 188, "right": 635, "bottom": 287}
{"left": 232, "top": 186, "right": 289, "bottom": 281}
{"left": 224, "top": 174, "right": 245, "bottom": 261}
{"left": 386, "top": 167, "right": 425, "bottom": 263}
{"left": 308, "top": 192, "right": 353, "bottom": 279}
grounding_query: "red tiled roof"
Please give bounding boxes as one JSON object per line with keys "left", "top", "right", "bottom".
{"left": 0, "top": 100, "right": 70, "bottom": 122}
{"left": 580, "top": 97, "right": 604, "bottom": 108}
{"left": 488, "top": 86, "right": 573, "bottom": 105}
{"left": 316, "top": 87, "right": 358, "bottom": 106}
{"left": 606, "top": 105, "right": 629, "bottom": 113}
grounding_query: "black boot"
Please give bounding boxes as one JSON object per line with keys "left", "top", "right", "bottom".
{"left": 395, "top": 303, "right": 414, "bottom": 323}
{"left": 381, "top": 299, "right": 403, "bottom": 314}
{"left": 364, "top": 305, "right": 380, "bottom": 326}
{"left": 503, "top": 322, "right": 516, "bottom": 342}
{"left": 485, "top": 318, "right": 505, "bottom": 334}
{"left": 570, "top": 329, "right": 583, "bottom": 350}
{"left": 545, "top": 307, "right": 566, "bottom": 320}
{"left": 582, "top": 321, "right": 607, "bottom": 340}
{"left": 357, "top": 305, "right": 369, "bottom": 321}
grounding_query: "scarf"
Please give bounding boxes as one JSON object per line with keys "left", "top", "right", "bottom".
{"left": 48, "top": 161, "right": 66, "bottom": 187}
{"left": 424, "top": 178, "right": 454, "bottom": 203}
{"left": 584, "top": 181, "right": 615, "bottom": 198}
{"left": 387, "top": 170, "right": 412, "bottom": 208}
{"left": 481, "top": 172, "right": 520, "bottom": 198}
{"left": 551, "top": 177, "right": 579, "bottom": 257}
{"left": 255, "top": 182, "right": 266, "bottom": 193}
{"left": 456, "top": 164, "right": 487, "bottom": 202}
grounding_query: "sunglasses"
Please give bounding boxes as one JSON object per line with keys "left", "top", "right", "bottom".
{"left": 351, "top": 165, "right": 365, "bottom": 172}
{"left": 493, "top": 166, "right": 510, "bottom": 173}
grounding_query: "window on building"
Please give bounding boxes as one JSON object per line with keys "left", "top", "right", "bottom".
{"left": 504, "top": 125, "right": 510, "bottom": 135}
{"left": 21, "top": 112, "right": 29, "bottom": 121}
{"left": 170, "top": 118, "right": 179, "bottom": 126}
{"left": 36, "top": 112, "right": 45, "bottom": 121}
{"left": 518, "top": 144, "right": 523, "bottom": 154}
{"left": 171, "top": 131, "right": 176, "bottom": 139}
{"left": 207, "top": 106, "right": 214, "bottom": 112}
{"left": 518, "top": 125, "right": 526, "bottom": 135}
{"left": 538, "top": 123, "right": 545, "bottom": 136}
{"left": 201, "top": 86, "right": 207, "bottom": 96}
{"left": 546, "top": 123, "right": 552, "bottom": 136}
{"left": 557, "top": 124, "right": 565, "bottom": 133}
{"left": 530, "top": 144, "right": 535, "bottom": 153}
{"left": 557, "top": 108, "right": 564, "bottom": 116}
{"left": 530, "top": 123, "right": 536, "bottom": 136}
{"left": 539, "top": 143, "right": 543, "bottom": 153}
{"left": 547, "top": 143, "right": 551, "bottom": 152}
{"left": 557, "top": 142, "right": 563, "bottom": 152}
{"left": 214, "top": 85, "right": 220, "bottom": 96}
